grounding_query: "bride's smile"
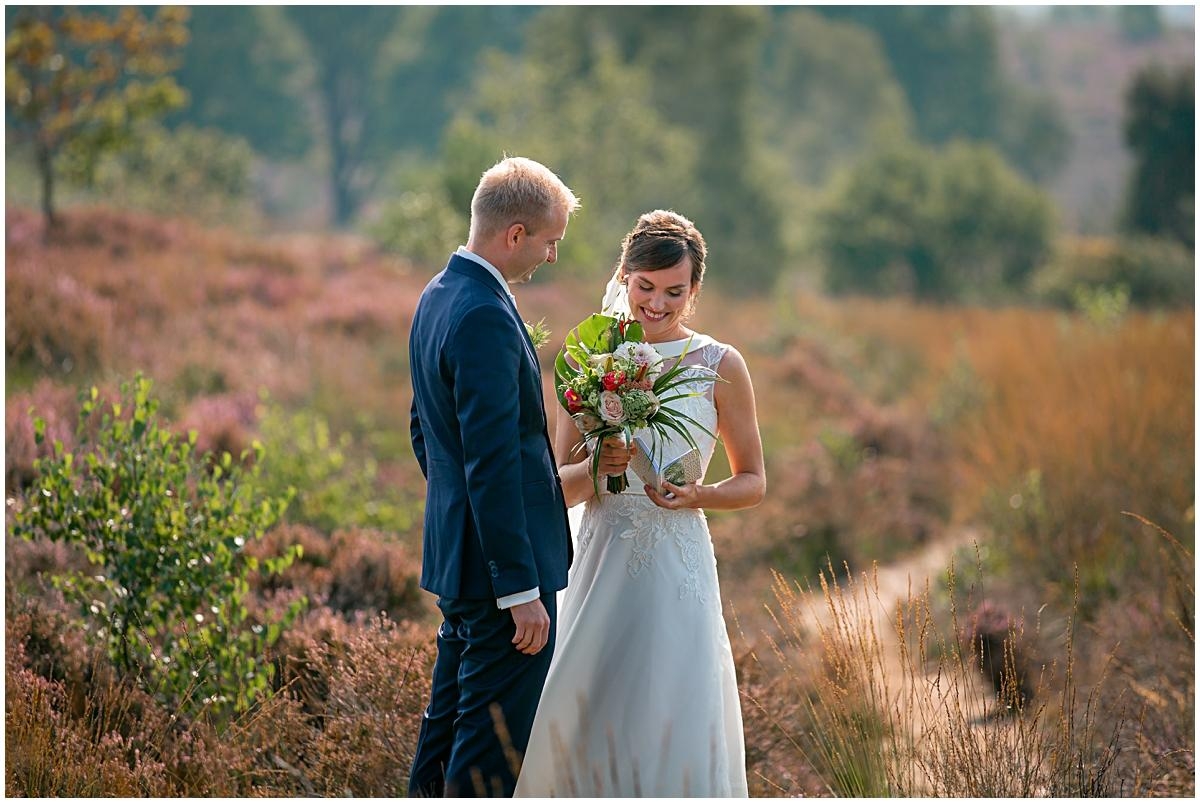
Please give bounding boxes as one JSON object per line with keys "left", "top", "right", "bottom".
{"left": 625, "top": 257, "right": 696, "bottom": 342}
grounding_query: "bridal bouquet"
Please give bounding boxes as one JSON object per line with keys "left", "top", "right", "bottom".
{"left": 554, "top": 314, "right": 720, "bottom": 494}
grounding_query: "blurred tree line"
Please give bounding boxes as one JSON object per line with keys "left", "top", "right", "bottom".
{"left": 5, "top": 5, "right": 1193, "bottom": 305}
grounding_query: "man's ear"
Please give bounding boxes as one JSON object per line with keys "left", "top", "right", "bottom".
{"left": 505, "top": 222, "right": 526, "bottom": 249}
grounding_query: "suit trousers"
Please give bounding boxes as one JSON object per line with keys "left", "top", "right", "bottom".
{"left": 408, "top": 592, "right": 557, "bottom": 797}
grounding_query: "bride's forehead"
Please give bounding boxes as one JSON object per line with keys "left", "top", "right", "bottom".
{"left": 627, "top": 263, "right": 692, "bottom": 286}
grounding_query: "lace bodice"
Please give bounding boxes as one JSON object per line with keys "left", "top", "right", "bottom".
{"left": 617, "top": 332, "right": 727, "bottom": 496}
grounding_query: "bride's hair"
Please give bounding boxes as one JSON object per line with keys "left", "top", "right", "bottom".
{"left": 617, "top": 210, "right": 707, "bottom": 287}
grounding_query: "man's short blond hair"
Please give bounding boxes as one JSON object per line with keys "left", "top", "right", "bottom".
{"left": 469, "top": 157, "right": 580, "bottom": 241}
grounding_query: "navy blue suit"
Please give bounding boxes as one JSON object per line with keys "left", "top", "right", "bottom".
{"left": 408, "top": 253, "right": 571, "bottom": 797}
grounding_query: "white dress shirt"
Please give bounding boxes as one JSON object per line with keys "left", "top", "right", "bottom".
{"left": 454, "top": 247, "right": 541, "bottom": 611}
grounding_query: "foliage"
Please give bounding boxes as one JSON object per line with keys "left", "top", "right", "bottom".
{"left": 755, "top": 9, "right": 911, "bottom": 188}
{"left": 441, "top": 34, "right": 702, "bottom": 275}
{"left": 367, "top": 183, "right": 465, "bottom": 268}
{"left": 816, "top": 141, "right": 1056, "bottom": 300}
{"left": 88, "top": 123, "right": 255, "bottom": 223}
{"left": 1120, "top": 63, "right": 1194, "bottom": 248}
{"left": 816, "top": 6, "right": 1070, "bottom": 182}
{"left": 955, "top": 314, "right": 1193, "bottom": 616}
{"left": 1032, "top": 235, "right": 1194, "bottom": 311}
{"left": 169, "top": 6, "right": 312, "bottom": 160}
{"left": 504, "top": 6, "right": 786, "bottom": 292}
{"left": 5, "top": 6, "right": 190, "bottom": 228}
{"left": 9, "top": 375, "right": 303, "bottom": 718}
{"left": 255, "top": 406, "right": 417, "bottom": 536}
{"left": 5, "top": 245, "right": 114, "bottom": 378}
{"left": 1116, "top": 6, "right": 1164, "bottom": 42}
{"left": 285, "top": 6, "right": 401, "bottom": 226}
{"left": 375, "top": 6, "right": 536, "bottom": 155}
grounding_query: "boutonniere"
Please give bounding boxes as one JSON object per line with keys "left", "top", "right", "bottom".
{"left": 525, "top": 318, "right": 551, "bottom": 350}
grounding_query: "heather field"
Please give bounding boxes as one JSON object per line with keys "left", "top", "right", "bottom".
{"left": 5, "top": 207, "right": 1194, "bottom": 795}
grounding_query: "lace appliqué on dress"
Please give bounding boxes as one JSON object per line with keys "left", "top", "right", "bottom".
{"left": 609, "top": 496, "right": 674, "bottom": 576}
{"left": 674, "top": 531, "right": 707, "bottom": 604}
{"left": 593, "top": 496, "right": 711, "bottom": 604}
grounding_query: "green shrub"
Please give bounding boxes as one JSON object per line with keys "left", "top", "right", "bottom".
{"left": 368, "top": 187, "right": 465, "bottom": 269}
{"left": 816, "top": 141, "right": 1056, "bottom": 301}
{"left": 255, "top": 407, "right": 417, "bottom": 536}
{"left": 10, "top": 375, "right": 302, "bottom": 719}
{"left": 1032, "top": 235, "right": 1194, "bottom": 309}
{"left": 89, "top": 123, "right": 257, "bottom": 224}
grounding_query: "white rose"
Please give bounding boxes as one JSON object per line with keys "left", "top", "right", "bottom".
{"left": 625, "top": 342, "right": 664, "bottom": 380}
{"left": 599, "top": 390, "right": 626, "bottom": 424}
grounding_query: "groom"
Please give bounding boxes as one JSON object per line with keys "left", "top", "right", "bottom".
{"left": 407, "top": 157, "right": 578, "bottom": 797}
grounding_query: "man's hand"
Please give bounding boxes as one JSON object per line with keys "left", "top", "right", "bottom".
{"left": 510, "top": 598, "right": 550, "bottom": 655}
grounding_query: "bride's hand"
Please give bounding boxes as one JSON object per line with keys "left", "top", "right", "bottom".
{"left": 598, "top": 436, "right": 636, "bottom": 478}
{"left": 645, "top": 481, "right": 702, "bottom": 510}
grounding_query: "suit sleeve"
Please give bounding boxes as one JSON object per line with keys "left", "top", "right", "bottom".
{"left": 410, "top": 397, "right": 427, "bottom": 480}
{"left": 446, "top": 303, "right": 539, "bottom": 597}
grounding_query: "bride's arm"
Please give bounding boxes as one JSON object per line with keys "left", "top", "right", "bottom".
{"left": 553, "top": 404, "right": 634, "bottom": 507}
{"left": 646, "top": 345, "right": 766, "bottom": 511}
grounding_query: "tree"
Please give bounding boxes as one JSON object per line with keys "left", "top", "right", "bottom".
{"left": 1117, "top": 6, "right": 1164, "bottom": 43}
{"left": 817, "top": 6, "right": 1005, "bottom": 144}
{"left": 169, "top": 6, "right": 311, "bottom": 160}
{"left": 286, "top": 6, "right": 400, "bottom": 226}
{"left": 376, "top": 6, "right": 537, "bottom": 155}
{"left": 1121, "top": 64, "right": 1194, "bottom": 249}
{"left": 527, "top": 6, "right": 787, "bottom": 292}
{"left": 5, "top": 6, "right": 189, "bottom": 231}
{"left": 816, "top": 142, "right": 1056, "bottom": 300}
{"left": 437, "top": 39, "right": 702, "bottom": 274}
{"left": 755, "top": 9, "right": 911, "bottom": 187}
{"left": 815, "top": 6, "right": 1070, "bottom": 182}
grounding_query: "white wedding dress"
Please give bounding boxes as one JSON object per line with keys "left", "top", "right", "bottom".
{"left": 515, "top": 334, "right": 747, "bottom": 798}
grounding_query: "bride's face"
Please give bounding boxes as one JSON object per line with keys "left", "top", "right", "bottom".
{"left": 624, "top": 257, "right": 696, "bottom": 341}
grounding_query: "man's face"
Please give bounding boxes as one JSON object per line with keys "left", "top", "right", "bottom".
{"left": 507, "top": 206, "right": 569, "bottom": 284}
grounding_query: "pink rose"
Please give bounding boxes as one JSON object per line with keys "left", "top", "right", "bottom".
{"left": 599, "top": 390, "right": 625, "bottom": 424}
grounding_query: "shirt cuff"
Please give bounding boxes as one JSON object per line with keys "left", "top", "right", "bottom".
{"left": 497, "top": 587, "right": 540, "bottom": 609}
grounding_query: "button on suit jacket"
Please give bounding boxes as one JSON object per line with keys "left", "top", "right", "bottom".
{"left": 409, "top": 253, "right": 571, "bottom": 600}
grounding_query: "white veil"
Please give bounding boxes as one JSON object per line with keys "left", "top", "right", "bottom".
{"left": 600, "top": 267, "right": 630, "bottom": 317}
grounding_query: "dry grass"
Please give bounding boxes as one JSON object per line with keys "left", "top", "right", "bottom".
{"left": 6, "top": 206, "right": 1193, "bottom": 795}
{"left": 743, "top": 557, "right": 1128, "bottom": 797}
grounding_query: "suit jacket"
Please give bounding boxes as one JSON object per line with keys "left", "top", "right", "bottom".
{"left": 409, "top": 253, "right": 571, "bottom": 600}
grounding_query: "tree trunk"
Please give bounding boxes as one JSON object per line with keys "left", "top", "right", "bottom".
{"left": 37, "top": 139, "right": 59, "bottom": 239}
{"left": 325, "top": 69, "right": 358, "bottom": 228}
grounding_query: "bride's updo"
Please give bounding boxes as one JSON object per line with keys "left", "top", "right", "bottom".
{"left": 618, "top": 210, "right": 707, "bottom": 288}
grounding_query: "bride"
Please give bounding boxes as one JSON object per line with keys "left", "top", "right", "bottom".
{"left": 515, "top": 210, "right": 766, "bottom": 797}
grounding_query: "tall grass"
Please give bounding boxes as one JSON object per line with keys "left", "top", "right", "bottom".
{"left": 747, "top": 557, "right": 1125, "bottom": 796}
{"left": 768, "top": 292, "right": 1193, "bottom": 612}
